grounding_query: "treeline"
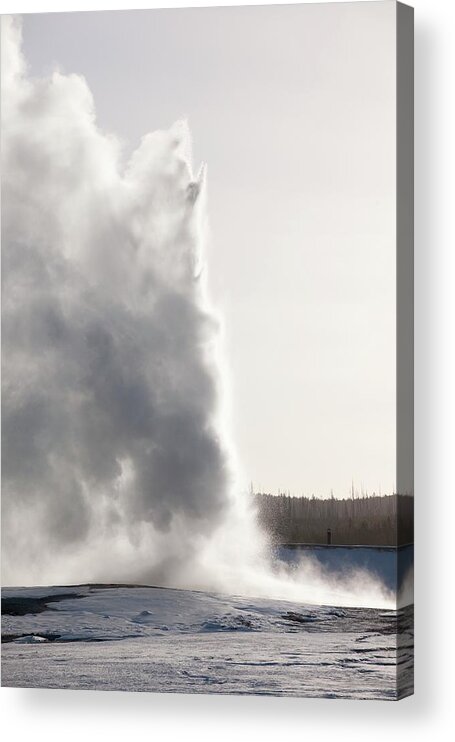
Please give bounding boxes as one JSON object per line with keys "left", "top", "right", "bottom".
{"left": 254, "top": 493, "right": 413, "bottom": 546}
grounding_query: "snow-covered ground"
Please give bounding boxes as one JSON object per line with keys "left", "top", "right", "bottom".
{"left": 1, "top": 584, "right": 413, "bottom": 699}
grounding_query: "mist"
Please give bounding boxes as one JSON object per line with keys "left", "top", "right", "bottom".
{"left": 1, "top": 16, "right": 394, "bottom": 610}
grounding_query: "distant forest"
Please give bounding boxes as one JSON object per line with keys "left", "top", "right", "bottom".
{"left": 254, "top": 492, "right": 413, "bottom": 546}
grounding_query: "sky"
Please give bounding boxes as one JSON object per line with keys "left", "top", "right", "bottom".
{"left": 20, "top": 2, "right": 397, "bottom": 498}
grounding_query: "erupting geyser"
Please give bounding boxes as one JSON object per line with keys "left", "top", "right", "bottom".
{"left": 1, "top": 15, "right": 245, "bottom": 586}
{"left": 1, "top": 17, "right": 392, "bottom": 608}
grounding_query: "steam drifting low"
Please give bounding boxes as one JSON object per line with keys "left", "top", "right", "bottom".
{"left": 1, "top": 17, "right": 393, "bottom": 609}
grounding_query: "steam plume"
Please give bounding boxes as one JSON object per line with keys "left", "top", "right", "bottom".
{"left": 1, "top": 15, "right": 235, "bottom": 584}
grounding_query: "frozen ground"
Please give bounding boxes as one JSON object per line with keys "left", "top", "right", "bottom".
{"left": 1, "top": 584, "right": 413, "bottom": 699}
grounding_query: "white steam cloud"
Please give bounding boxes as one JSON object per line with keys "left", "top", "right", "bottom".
{"left": 1, "top": 15, "right": 233, "bottom": 584}
{"left": 1, "top": 17, "right": 393, "bottom": 609}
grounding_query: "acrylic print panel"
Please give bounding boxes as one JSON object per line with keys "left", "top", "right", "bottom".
{"left": 1, "top": 2, "right": 414, "bottom": 699}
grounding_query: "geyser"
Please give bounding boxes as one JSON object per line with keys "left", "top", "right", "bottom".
{"left": 1, "top": 15, "right": 236, "bottom": 586}
{"left": 1, "top": 17, "right": 393, "bottom": 609}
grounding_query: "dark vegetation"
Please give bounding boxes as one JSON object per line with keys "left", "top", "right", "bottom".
{"left": 254, "top": 492, "right": 413, "bottom": 546}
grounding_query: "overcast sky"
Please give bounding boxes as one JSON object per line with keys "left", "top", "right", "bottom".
{"left": 21, "top": 2, "right": 397, "bottom": 497}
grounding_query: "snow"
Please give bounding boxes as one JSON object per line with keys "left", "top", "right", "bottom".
{"left": 1, "top": 584, "right": 413, "bottom": 699}
{"left": 12, "top": 635, "right": 49, "bottom": 644}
